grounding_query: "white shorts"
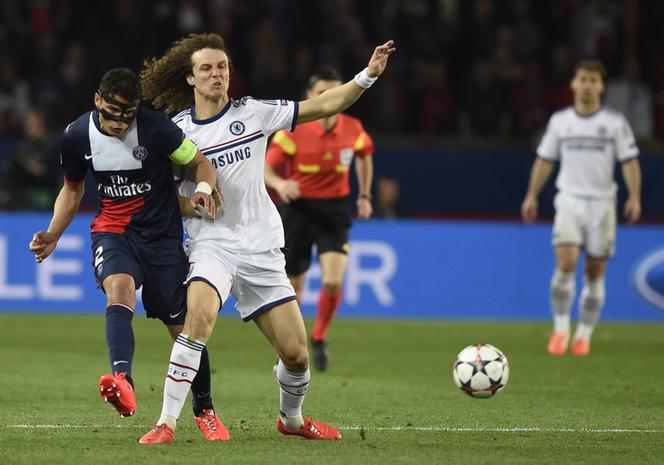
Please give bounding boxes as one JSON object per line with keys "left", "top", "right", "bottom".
{"left": 552, "top": 192, "right": 616, "bottom": 258}
{"left": 185, "top": 240, "right": 296, "bottom": 321}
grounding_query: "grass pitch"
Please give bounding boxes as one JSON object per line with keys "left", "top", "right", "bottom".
{"left": 0, "top": 314, "right": 662, "bottom": 465}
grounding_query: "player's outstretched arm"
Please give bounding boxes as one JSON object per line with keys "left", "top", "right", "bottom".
{"left": 521, "top": 157, "right": 555, "bottom": 223}
{"left": 29, "top": 181, "right": 85, "bottom": 263}
{"left": 621, "top": 158, "right": 642, "bottom": 223}
{"left": 297, "top": 40, "right": 395, "bottom": 124}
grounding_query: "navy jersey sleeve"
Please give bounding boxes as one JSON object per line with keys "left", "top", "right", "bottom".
{"left": 152, "top": 111, "right": 186, "bottom": 159}
{"left": 60, "top": 121, "right": 88, "bottom": 185}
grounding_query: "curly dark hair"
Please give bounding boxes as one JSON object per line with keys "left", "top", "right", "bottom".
{"left": 140, "top": 33, "right": 232, "bottom": 114}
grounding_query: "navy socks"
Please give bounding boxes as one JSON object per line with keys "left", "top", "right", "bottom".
{"left": 192, "top": 346, "right": 213, "bottom": 416}
{"left": 105, "top": 304, "right": 135, "bottom": 379}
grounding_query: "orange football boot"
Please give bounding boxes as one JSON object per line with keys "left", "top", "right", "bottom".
{"left": 194, "top": 409, "right": 230, "bottom": 441}
{"left": 98, "top": 372, "right": 136, "bottom": 417}
{"left": 547, "top": 331, "right": 569, "bottom": 356}
{"left": 139, "top": 424, "right": 174, "bottom": 444}
{"left": 276, "top": 416, "right": 341, "bottom": 440}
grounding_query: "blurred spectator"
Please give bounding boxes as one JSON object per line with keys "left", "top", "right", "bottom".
{"left": 373, "top": 176, "right": 401, "bottom": 220}
{"left": 59, "top": 40, "right": 95, "bottom": 124}
{"left": 28, "top": 34, "right": 67, "bottom": 128}
{"left": 0, "top": 0, "right": 662, "bottom": 157}
{"left": 457, "top": 59, "right": 512, "bottom": 142}
{"left": 0, "top": 60, "right": 30, "bottom": 135}
{"left": 419, "top": 60, "right": 454, "bottom": 135}
{"left": 511, "top": 61, "right": 548, "bottom": 142}
{"left": 605, "top": 58, "right": 654, "bottom": 142}
{"left": 543, "top": 43, "right": 574, "bottom": 113}
{"left": 177, "top": 0, "right": 206, "bottom": 33}
{"left": 573, "top": 0, "right": 623, "bottom": 73}
{"left": 0, "top": 110, "right": 60, "bottom": 210}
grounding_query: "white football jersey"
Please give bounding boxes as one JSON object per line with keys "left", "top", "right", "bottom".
{"left": 537, "top": 106, "right": 638, "bottom": 198}
{"left": 174, "top": 97, "right": 298, "bottom": 253}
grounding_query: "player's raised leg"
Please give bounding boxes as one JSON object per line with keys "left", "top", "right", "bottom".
{"left": 572, "top": 257, "right": 607, "bottom": 356}
{"left": 254, "top": 300, "right": 341, "bottom": 440}
{"left": 98, "top": 273, "right": 138, "bottom": 417}
{"left": 139, "top": 280, "right": 227, "bottom": 444}
{"left": 310, "top": 251, "right": 347, "bottom": 371}
{"left": 548, "top": 245, "right": 579, "bottom": 355}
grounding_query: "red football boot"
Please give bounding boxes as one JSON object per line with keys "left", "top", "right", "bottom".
{"left": 194, "top": 409, "right": 231, "bottom": 441}
{"left": 547, "top": 331, "right": 569, "bottom": 356}
{"left": 138, "top": 424, "right": 174, "bottom": 444}
{"left": 98, "top": 372, "right": 136, "bottom": 417}
{"left": 276, "top": 416, "right": 341, "bottom": 440}
{"left": 571, "top": 338, "right": 591, "bottom": 356}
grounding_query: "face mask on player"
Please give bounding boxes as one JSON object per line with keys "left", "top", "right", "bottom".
{"left": 98, "top": 92, "right": 139, "bottom": 125}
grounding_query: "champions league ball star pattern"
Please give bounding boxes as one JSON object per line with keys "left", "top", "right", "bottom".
{"left": 453, "top": 343, "right": 509, "bottom": 398}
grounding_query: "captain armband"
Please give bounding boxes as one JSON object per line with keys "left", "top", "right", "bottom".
{"left": 169, "top": 137, "right": 198, "bottom": 165}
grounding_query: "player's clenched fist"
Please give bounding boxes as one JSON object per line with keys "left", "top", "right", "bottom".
{"left": 29, "top": 231, "right": 58, "bottom": 263}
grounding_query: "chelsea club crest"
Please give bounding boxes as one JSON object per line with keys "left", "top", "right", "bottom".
{"left": 132, "top": 145, "right": 148, "bottom": 161}
{"left": 229, "top": 120, "right": 245, "bottom": 136}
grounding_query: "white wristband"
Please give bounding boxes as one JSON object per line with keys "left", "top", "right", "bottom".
{"left": 354, "top": 67, "right": 378, "bottom": 89}
{"left": 195, "top": 181, "right": 212, "bottom": 195}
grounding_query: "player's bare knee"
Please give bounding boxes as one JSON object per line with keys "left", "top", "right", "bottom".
{"left": 105, "top": 283, "right": 135, "bottom": 308}
{"left": 185, "top": 305, "right": 217, "bottom": 340}
{"left": 322, "top": 281, "right": 342, "bottom": 295}
{"left": 584, "top": 263, "right": 605, "bottom": 281}
{"left": 280, "top": 346, "right": 309, "bottom": 370}
{"left": 556, "top": 259, "right": 576, "bottom": 273}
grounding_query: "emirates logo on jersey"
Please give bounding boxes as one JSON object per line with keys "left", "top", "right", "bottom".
{"left": 98, "top": 174, "right": 152, "bottom": 198}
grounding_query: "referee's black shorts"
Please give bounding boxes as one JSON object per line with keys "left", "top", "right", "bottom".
{"left": 279, "top": 196, "right": 352, "bottom": 276}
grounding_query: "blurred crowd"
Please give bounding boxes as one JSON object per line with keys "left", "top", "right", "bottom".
{"left": 1, "top": 0, "right": 663, "bottom": 211}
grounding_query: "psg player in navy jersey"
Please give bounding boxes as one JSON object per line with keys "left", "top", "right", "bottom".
{"left": 28, "top": 68, "right": 227, "bottom": 440}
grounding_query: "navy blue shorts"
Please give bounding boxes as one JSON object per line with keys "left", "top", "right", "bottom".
{"left": 91, "top": 232, "right": 188, "bottom": 325}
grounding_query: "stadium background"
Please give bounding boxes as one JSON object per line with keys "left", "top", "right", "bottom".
{"left": 1, "top": 0, "right": 663, "bottom": 320}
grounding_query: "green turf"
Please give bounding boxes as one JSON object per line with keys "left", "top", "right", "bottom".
{"left": 0, "top": 314, "right": 663, "bottom": 465}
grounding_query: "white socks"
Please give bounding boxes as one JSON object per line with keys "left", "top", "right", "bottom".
{"left": 575, "top": 277, "right": 606, "bottom": 341}
{"left": 550, "top": 269, "right": 576, "bottom": 333}
{"left": 158, "top": 334, "right": 205, "bottom": 429}
{"left": 550, "top": 269, "right": 606, "bottom": 341}
{"left": 276, "top": 359, "right": 310, "bottom": 429}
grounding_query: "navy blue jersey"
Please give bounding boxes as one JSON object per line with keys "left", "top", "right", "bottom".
{"left": 61, "top": 107, "right": 185, "bottom": 240}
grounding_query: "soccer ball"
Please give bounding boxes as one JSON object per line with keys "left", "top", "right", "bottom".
{"left": 453, "top": 343, "right": 509, "bottom": 398}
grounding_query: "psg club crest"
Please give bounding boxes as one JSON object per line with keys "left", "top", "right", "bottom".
{"left": 132, "top": 145, "right": 148, "bottom": 161}
{"left": 229, "top": 120, "right": 245, "bottom": 136}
